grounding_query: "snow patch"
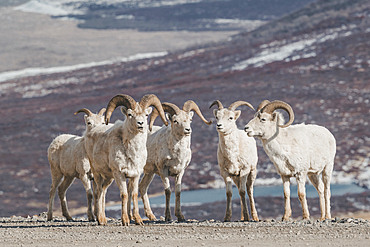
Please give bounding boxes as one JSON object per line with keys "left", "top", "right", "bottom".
{"left": 232, "top": 38, "right": 317, "bottom": 70}
{"left": 0, "top": 52, "right": 168, "bottom": 83}
{"left": 178, "top": 49, "right": 205, "bottom": 59}
{"left": 15, "top": 0, "right": 83, "bottom": 16}
{"left": 14, "top": 0, "right": 205, "bottom": 17}
{"left": 232, "top": 24, "right": 358, "bottom": 71}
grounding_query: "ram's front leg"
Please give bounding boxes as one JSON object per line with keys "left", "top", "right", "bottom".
{"left": 247, "top": 169, "right": 259, "bottom": 221}
{"left": 129, "top": 176, "right": 143, "bottom": 225}
{"left": 139, "top": 173, "right": 157, "bottom": 221}
{"left": 235, "top": 175, "right": 250, "bottom": 222}
{"left": 94, "top": 175, "right": 107, "bottom": 225}
{"left": 113, "top": 171, "right": 130, "bottom": 226}
{"left": 175, "top": 170, "right": 185, "bottom": 222}
{"left": 224, "top": 176, "right": 233, "bottom": 222}
{"left": 160, "top": 169, "right": 172, "bottom": 222}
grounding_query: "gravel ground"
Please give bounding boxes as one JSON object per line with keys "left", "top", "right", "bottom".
{"left": 1, "top": 214, "right": 370, "bottom": 247}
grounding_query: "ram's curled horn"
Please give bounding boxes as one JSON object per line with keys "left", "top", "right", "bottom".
{"left": 105, "top": 94, "right": 137, "bottom": 125}
{"left": 149, "top": 102, "right": 179, "bottom": 131}
{"left": 74, "top": 108, "right": 93, "bottom": 116}
{"left": 148, "top": 109, "right": 160, "bottom": 132}
{"left": 139, "top": 94, "right": 168, "bottom": 127}
{"left": 209, "top": 100, "right": 224, "bottom": 109}
{"left": 228, "top": 101, "right": 255, "bottom": 112}
{"left": 98, "top": 108, "right": 106, "bottom": 116}
{"left": 261, "top": 100, "right": 295, "bottom": 128}
{"left": 183, "top": 100, "right": 212, "bottom": 125}
{"left": 256, "top": 100, "right": 270, "bottom": 112}
{"left": 162, "top": 102, "right": 181, "bottom": 117}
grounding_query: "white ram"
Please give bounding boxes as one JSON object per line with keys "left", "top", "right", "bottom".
{"left": 210, "top": 100, "right": 259, "bottom": 222}
{"left": 244, "top": 100, "right": 336, "bottom": 221}
{"left": 139, "top": 100, "right": 212, "bottom": 222}
{"left": 84, "top": 94, "right": 167, "bottom": 226}
{"left": 47, "top": 108, "right": 106, "bottom": 221}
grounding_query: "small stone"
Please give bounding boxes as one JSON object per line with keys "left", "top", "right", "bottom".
{"left": 136, "top": 240, "right": 142, "bottom": 243}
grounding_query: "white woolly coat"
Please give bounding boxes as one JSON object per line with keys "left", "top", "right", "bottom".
{"left": 261, "top": 123, "right": 336, "bottom": 177}
{"left": 48, "top": 134, "right": 91, "bottom": 179}
{"left": 145, "top": 124, "right": 191, "bottom": 176}
{"left": 85, "top": 120, "right": 148, "bottom": 178}
{"left": 217, "top": 129, "right": 258, "bottom": 178}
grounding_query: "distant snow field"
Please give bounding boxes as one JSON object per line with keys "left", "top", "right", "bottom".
{"left": 15, "top": 0, "right": 206, "bottom": 16}
{"left": 0, "top": 52, "right": 168, "bottom": 93}
{"left": 231, "top": 24, "right": 359, "bottom": 71}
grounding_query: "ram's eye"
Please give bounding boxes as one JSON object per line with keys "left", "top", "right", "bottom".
{"left": 229, "top": 117, "right": 233, "bottom": 120}
{"left": 261, "top": 118, "right": 267, "bottom": 122}
{"left": 128, "top": 113, "right": 133, "bottom": 117}
{"left": 215, "top": 117, "right": 218, "bottom": 120}
{"left": 88, "top": 122, "right": 92, "bottom": 125}
{"left": 174, "top": 120, "right": 178, "bottom": 124}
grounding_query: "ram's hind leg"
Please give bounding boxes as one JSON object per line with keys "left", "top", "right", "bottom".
{"left": 80, "top": 173, "right": 95, "bottom": 221}
{"left": 281, "top": 176, "right": 292, "bottom": 221}
{"left": 308, "top": 173, "right": 325, "bottom": 221}
{"left": 57, "top": 176, "right": 75, "bottom": 221}
{"left": 47, "top": 173, "right": 63, "bottom": 221}
{"left": 322, "top": 165, "right": 333, "bottom": 219}
{"left": 296, "top": 174, "right": 309, "bottom": 220}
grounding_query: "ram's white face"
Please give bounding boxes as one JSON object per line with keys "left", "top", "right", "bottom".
{"left": 244, "top": 111, "right": 278, "bottom": 139}
{"left": 169, "top": 111, "right": 194, "bottom": 136}
{"left": 213, "top": 108, "right": 241, "bottom": 134}
{"left": 84, "top": 114, "right": 105, "bottom": 132}
{"left": 122, "top": 107, "right": 153, "bottom": 133}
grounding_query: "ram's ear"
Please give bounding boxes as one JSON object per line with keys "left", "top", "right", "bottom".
{"left": 120, "top": 106, "right": 127, "bottom": 116}
{"left": 189, "top": 111, "right": 194, "bottom": 118}
{"left": 272, "top": 112, "right": 277, "bottom": 122}
{"left": 166, "top": 112, "right": 172, "bottom": 122}
{"left": 145, "top": 107, "right": 153, "bottom": 115}
{"left": 234, "top": 110, "right": 241, "bottom": 120}
{"left": 213, "top": 109, "right": 218, "bottom": 117}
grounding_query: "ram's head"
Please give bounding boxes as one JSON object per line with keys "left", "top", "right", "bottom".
{"left": 149, "top": 100, "right": 212, "bottom": 136}
{"left": 210, "top": 100, "right": 254, "bottom": 134}
{"left": 74, "top": 108, "right": 106, "bottom": 132}
{"left": 104, "top": 94, "right": 168, "bottom": 133}
{"left": 244, "top": 100, "right": 294, "bottom": 139}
